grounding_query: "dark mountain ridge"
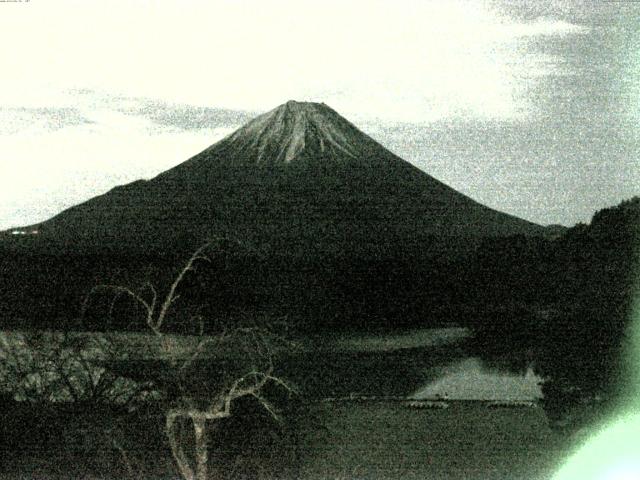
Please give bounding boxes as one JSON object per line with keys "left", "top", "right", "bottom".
{"left": 0, "top": 101, "right": 556, "bottom": 331}
{"left": 4, "top": 101, "right": 547, "bottom": 256}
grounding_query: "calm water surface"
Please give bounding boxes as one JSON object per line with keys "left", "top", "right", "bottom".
{"left": 285, "top": 328, "right": 543, "bottom": 400}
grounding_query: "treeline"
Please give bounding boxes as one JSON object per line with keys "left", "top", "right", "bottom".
{"left": 2, "top": 198, "right": 637, "bottom": 402}
{"left": 469, "top": 197, "right": 639, "bottom": 426}
{"left": 1, "top": 241, "right": 476, "bottom": 333}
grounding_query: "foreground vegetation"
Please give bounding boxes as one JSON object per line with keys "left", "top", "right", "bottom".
{"left": 2, "top": 240, "right": 298, "bottom": 480}
{"left": 0, "top": 197, "right": 637, "bottom": 478}
{"left": 471, "top": 197, "right": 640, "bottom": 432}
{"left": 0, "top": 397, "right": 568, "bottom": 480}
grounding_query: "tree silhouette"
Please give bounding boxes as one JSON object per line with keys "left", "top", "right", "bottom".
{"left": 83, "top": 239, "right": 295, "bottom": 480}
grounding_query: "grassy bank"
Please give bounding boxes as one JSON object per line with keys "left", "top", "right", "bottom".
{"left": 0, "top": 399, "right": 568, "bottom": 479}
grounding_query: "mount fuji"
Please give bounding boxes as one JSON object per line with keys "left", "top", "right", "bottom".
{"left": 1, "top": 101, "right": 554, "bottom": 329}
{"left": 7, "top": 100, "right": 547, "bottom": 256}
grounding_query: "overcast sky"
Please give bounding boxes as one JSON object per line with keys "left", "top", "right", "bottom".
{"left": 1, "top": 0, "right": 638, "bottom": 229}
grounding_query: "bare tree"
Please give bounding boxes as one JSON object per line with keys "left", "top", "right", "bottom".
{"left": 0, "top": 330, "right": 153, "bottom": 406}
{"left": 83, "top": 239, "right": 295, "bottom": 480}
{"left": 82, "top": 241, "right": 214, "bottom": 338}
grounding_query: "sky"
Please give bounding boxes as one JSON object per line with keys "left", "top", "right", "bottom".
{"left": 0, "top": 0, "right": 638, "bottom": 230}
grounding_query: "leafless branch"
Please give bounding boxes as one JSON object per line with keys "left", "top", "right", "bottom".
{"left": 83, "top": 284, "right": 159, "bottom": 335}
{"left": 74, "top": 239, "right": 295, "bottom": 480}
{"left": 154, "top": 240, "right": 220, "bottom": 333}
{"left": 178, "top": 336, "right": 226, "bottom": 374}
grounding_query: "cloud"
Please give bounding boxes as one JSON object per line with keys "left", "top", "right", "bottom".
{"left": 115, "top": 98, "right": 254, "bottom": 132}
{"left": 0, "top": 107, "right": 92, "bottom": 135}
{"left": 0, "top": 1, "right": 592, "bottom": 124}
{"left": 0, "top": 88, "right": 251, "bottom": 136}
{"left": 501, "top": 18, "right": 589, "bottom": 38}
{"left": 66, "top": 90, "right": 255, "bottom": 133}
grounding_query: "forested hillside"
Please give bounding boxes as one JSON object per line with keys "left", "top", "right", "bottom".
{"left": 471, "top": 197, "right": 640, "bottom": 428}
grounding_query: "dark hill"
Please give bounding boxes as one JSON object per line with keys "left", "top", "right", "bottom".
{"left": 468, "top": 197, "right": 640, "bottom": 430}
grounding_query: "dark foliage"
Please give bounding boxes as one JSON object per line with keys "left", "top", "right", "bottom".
{"left": 469, "top": 197, "right": 640, "bottom": 431}
{"left": 0, "top": 396, "right": 303, "bottom": 480}
{"left": 1, "top": 241, "right": 476, "bottom": 334}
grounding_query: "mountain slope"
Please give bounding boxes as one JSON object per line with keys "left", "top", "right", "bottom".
{"left": 0, "top": 101, "right": 555, "bottom": 330}
{"left": 9, "top": 101, "right": 546, "bottom": 256}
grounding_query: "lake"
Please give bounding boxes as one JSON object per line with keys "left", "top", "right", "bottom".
{"left": 0, "top": 327, "right": 560, "bottom": 480}
{"left": 411, "top": 356, "right": 543, "bottom": 401}
{"left": 0, "top": 327, "right": 543, "bottom": 402}
{"left": 283, "top": 327, "right": 544, "bottom": 401}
